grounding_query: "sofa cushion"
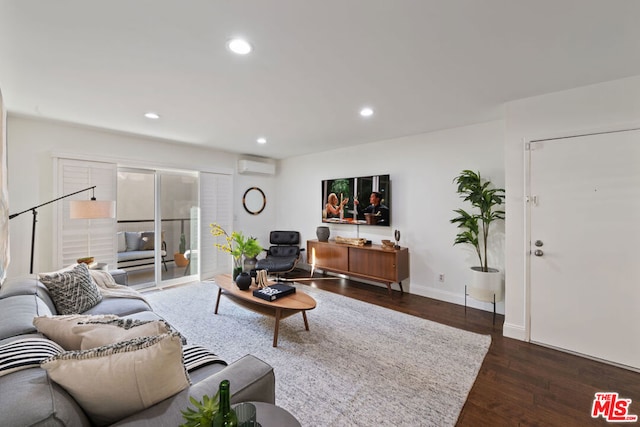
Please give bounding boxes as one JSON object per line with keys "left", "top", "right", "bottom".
{"left": 41, "top": 333, "right": 190, "bottom": 426}
{"left": 0, "top": 295, "right": 54, "bottom": 340}
{"left": 117, "top": 231, "right": 126, "bottom": 252}
{"left": 0, "top": 277, "right": 58, "bottom": 313}
{"left": 82, "top": 296, "right": 152, "bottom": 316}
{"left": 117, "top": 250, "right": 155, "bottom": 262}
{"left": 33, "top": 314, "right": 119, "bottom": 350}
{"left": 125, "top": 231, "right": 142, "bottom": 251}
{"left": 74, "top": 318, "right": 173, "bottom": 350}
{"left": 0, "top": 365, "right": 92, "bottom": 426}
{"left": 0, "top": 337, "right": 63, "bottom": 377}
{"left": 39, "top": 263, "right": 103, "bottom": 315}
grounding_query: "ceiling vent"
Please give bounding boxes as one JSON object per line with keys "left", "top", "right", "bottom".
{"left": 238, "top": 159, "right": 276, "bottom": 175}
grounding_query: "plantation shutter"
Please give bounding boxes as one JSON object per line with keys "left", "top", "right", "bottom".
{"left": 200, "top": 172, "right": 232, "bottom": 279}
{"left": 55, "top": 158, "right": 117, "bottom": 268}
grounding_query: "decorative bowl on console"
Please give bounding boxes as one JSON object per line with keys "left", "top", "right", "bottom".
{"left": 381, "top": 240, "right": 395, "bottom": 250}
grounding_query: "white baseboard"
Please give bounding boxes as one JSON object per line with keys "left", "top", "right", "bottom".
{"left": 302, "top": 264, "right": 504, "bottom": 315}
{"left": 503, "top": 322, "right": 527, "bottom": 341}
{"left": 413, "top": 286, "right": 505, "bottom": 315}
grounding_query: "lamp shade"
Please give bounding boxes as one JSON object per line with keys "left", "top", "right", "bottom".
{"left": 69, "top": 200, "right": 116, "bottom": 219}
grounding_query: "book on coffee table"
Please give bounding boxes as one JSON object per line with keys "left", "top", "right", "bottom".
{"left": 253, "top": 284, "right": 296, "bottom": 301}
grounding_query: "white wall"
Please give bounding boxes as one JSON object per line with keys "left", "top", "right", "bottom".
{"left": 5, "top": 115, "right": 276, "bottom": 277}
{"left": 276, "top": 120, "right": 506, "bottom": 312}
{"left": 503, "top": 75, "right": 640, "bottom": 340}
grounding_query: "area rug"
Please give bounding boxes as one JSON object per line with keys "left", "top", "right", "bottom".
{"left": 145, "top": 281, "right": 491, "bottom": 426}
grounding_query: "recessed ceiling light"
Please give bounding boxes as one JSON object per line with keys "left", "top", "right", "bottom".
{"left": 360, "top": 107, "right": 374, "bottom": 117}
{"left": 228, "top": 38, "right": 252, "bottom": 55}
{"left": 144, "top": 112, "right": 160, "bottom": 119}
{"left": 257, "top": 137, "right": 267, "bottom": 144}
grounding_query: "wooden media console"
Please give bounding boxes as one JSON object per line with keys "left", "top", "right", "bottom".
{"left": 307, "top": 239, "right": 409, "bottom": 294}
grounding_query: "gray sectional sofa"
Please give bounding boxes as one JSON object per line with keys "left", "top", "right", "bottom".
{"left": 0, "top": 272, "right": 275, "bottom": 426}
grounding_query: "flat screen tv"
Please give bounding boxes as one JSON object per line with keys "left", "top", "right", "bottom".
{"left": 321, "top": 174, "right": 390, "bottom": 226}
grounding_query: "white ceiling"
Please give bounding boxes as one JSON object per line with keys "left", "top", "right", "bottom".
{"left": 1, "top": 1, "right": 640, "bottom": 159}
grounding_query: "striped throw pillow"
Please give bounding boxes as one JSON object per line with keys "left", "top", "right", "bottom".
{"left": 183, "top": 345, "right": 227, "bottom": 372}
{"left": 0, "top": 338, "right": 63, "bottom": 377}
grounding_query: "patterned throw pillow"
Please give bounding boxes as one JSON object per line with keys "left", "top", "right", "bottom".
{"left": 41, "top": 333, "right": 190, "bottom": 426}
{"left": 39, "top": 263, "right": 103, "bottom": 315}
{"left": 74, "top": 318, "right": 175, "bottom": 350}
{"left": 33, "top": 314, "right": 119, "bottom": 350}
{"left": 0, "top": 338, "right": 63, "bottom": 377}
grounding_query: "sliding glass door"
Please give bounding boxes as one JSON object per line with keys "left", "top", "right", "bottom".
{"left": 117, "top": 168, "right": 198, "bottom": 288}
{"left": 159, "top": 171, "right": 199, "bottom": 285}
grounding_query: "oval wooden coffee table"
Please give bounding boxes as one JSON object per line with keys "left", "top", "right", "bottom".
{"left": 213, "top": 274, "right": 316, "bottom": 347}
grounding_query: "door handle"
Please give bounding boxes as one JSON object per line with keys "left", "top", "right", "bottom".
{"left": 534, "top": 249, "right": 544, "bottom": 257}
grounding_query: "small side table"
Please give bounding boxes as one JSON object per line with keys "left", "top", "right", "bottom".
{"left": 238, "top": 402, "right": 301, "bottom": 427}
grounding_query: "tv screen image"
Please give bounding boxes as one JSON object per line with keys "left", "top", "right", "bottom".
{"left": 321, "top": 174, "right": 390, "bottom": 226}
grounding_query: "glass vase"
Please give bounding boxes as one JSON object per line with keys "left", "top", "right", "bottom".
{"left": 232, "top": 258, "right": 242, "bottom": 282}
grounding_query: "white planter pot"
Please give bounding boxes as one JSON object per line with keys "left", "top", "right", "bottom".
{"left": 468, "top": 267, "right": 504, "bottom": 302}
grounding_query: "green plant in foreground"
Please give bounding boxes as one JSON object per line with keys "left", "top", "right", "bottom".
{"left": 180, "top": 392, "right": 219, "bottom": 427}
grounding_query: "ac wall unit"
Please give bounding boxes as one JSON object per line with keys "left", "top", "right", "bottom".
{"left": 238, "top": 159, "right": 276, "bottom": 175}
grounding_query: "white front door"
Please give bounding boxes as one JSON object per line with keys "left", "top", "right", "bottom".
{"left": 528, "top": 128, "right": 640, "bottom": 370}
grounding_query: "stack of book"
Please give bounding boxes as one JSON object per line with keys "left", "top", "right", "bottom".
{"left": 253, "top": 284, "right": 296, "bottom": 301}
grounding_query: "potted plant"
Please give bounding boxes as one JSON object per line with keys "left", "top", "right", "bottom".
{"left": 174, "top": 233, "right": 189, "bottom": 268}
{"left": 210, "top": 224, "right": 262, "bottom": 280}
{"left": 450, "top": 170, "right": 505, "bottom": 302}
{"left": 180, "top": 392, "right": 219, "bottom": 427}
{"left": 242, "top": 236, "right": 263, "bottom": 272}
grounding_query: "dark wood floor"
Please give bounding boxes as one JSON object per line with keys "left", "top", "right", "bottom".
{"left": 287, "top": 270, "right": 640, "bottom": 426}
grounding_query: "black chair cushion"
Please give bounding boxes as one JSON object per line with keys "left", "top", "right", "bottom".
{"left": 256, "top": 256, "right": 298, "bottom": 273}
{"left": 269, "top": 231, "right": 300, "bottom": 245}
{"left": 268, "top": 246, "right": 300, "bottom": 258}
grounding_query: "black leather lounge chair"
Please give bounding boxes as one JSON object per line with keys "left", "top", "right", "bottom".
{"left": 255, "top": 231, "right": 302, "bottom": 281}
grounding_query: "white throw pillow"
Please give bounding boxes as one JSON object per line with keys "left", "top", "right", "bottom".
{"left": 41, "top": 333, "right": 190, "bottom": 426}
{"left": 33, "top": 314, "right": 119, "bottom": 350}
{"left": 117, "top": 231, "right": 126, "bottom": 252}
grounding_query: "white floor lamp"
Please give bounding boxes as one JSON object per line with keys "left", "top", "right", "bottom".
{"left": 8, "top": 185, "right": 115, "bottom": 273}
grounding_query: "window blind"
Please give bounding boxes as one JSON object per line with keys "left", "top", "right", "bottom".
{"left": 55, "top": 158, "right": 117, "bottom": 268}
{"left": 199, "top": 172, "right": 232, "bottom": 279}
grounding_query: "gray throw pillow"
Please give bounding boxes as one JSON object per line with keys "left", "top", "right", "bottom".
{"left": 39, "top": 263, "right": 103, "bottom": 315}
{"left": 124, "top": 231, "right": 142, "bottom": 251}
